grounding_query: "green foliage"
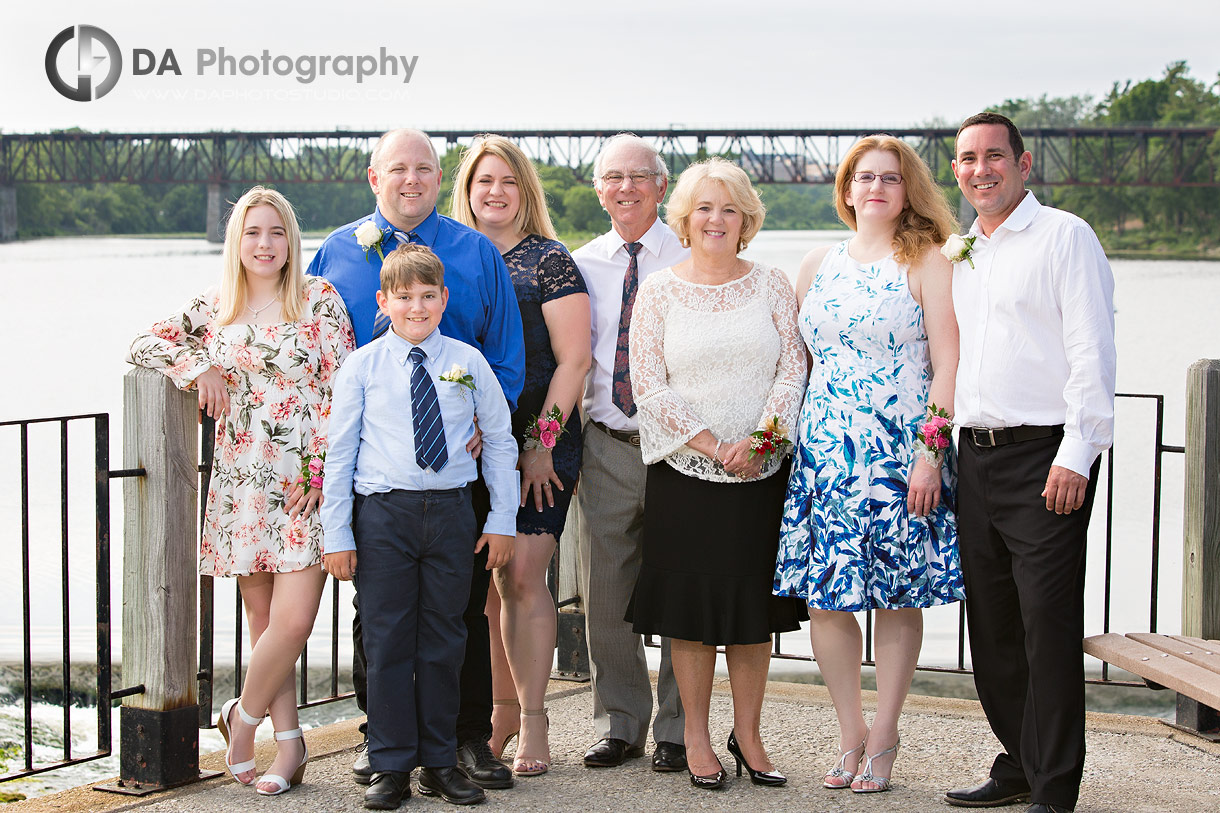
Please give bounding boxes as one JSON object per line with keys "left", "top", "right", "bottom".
{"left": 990, "top": 61, "right": 1220, "bottom": 254}
{"left": 11, "top": 64, "right": 1220, "bottom": 255}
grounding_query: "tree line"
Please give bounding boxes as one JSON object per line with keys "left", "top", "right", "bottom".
{"left": 9, "top": 62, "right": 1219, "bottom": 253}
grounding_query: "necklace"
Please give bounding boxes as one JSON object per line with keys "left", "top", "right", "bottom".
{"left": 245, "top": 295, "right": 280, "bottom": 317}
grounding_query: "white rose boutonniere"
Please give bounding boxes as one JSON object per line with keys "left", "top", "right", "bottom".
{"left": 941, "top": 233, "right": 978, "bottom": 269}
{"left": 438, "top": 364, "right": 476, "bottom": 400}
{"left": 354, "top": 220, "right": 389, "bottom": 262}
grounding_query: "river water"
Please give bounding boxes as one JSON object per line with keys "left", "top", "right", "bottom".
{"left": 0, "top": 230, "right": 1214, "bottom": 795}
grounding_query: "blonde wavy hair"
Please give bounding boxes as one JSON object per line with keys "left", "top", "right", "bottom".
{"left": 666, "top": 157, "right": 766, "bottom": 251}
{"left": 216, "top": 186, "right": 305, "bottom": 326}
{"left": 834, "top": 136, "right": 957, "bottom": 265}
{"left": 450, "top": 134, "right": 557, "bottom": 240}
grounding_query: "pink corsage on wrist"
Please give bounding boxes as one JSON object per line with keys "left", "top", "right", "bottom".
{"left": 523, "top": 405, "right": 566, "bottom": 452}
{"left": 297, "top": 451, "right": 325, "bottom": 494}
{"left": 748, "top": 415, "right": 792, "bottom": 462}
{"left": 916, "top": 404, "right": 953, "bottom": 467}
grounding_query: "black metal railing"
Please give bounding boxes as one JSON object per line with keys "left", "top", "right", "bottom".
{"left": 640, "top": 392, "right": 1186, "bottom": 688}
{"left": 0, "top": 413, "right": 115, "bottom": 781}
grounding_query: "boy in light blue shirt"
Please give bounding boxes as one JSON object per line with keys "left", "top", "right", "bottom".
{"left": 322, "top": 244, "right": 518, "bottom": 808}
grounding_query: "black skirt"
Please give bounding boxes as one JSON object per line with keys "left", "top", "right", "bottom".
{"left": 626, "top": 460, "right": 807, "bottom": 646}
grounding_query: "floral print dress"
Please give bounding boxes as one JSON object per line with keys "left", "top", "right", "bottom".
{"left": 773, "top": 241, "right": 964, "bottom": 610}
{"left": 127, "top": 277, "right": 355, "bottom": 576}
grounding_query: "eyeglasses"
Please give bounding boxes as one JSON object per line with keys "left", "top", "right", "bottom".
{"left": 600, "top": 170, "right": 660, "bottom": 186}
{"left": 851, "top": 171, "right": 903, "bottom": 185}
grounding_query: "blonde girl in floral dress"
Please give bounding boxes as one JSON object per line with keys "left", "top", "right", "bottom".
{"left": 127, "top": 186, "right": 354, "bottom": 796}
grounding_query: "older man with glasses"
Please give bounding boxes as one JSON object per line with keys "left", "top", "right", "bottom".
{"left": 572, "top": 134, "right": 690, "bottom": 772}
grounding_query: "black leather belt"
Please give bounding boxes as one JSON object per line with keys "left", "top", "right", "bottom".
{"left": 965, "top": 425, "right": 1062, "bottom": 448}
{"left": 590, "top": 419, "right": 641, "bottom": 447}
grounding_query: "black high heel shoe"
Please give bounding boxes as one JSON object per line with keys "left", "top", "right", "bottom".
{"left": 726, "top": 731, "right": 786, "bottom": 787}
{"left": 687, "top": 759, "right": 727, "bottom": 790}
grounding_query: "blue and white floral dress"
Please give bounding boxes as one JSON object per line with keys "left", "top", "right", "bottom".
{"left": 773, "top": 241, "right": 965, "bottom": 611}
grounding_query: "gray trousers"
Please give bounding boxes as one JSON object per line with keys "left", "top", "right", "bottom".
{"left": 575, "top": 422, "right": 684, "bottom": 747}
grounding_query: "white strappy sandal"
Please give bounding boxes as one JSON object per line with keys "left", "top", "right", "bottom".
{"left": 216, "top": 698, "right": 262, "bottom": 785}
{"left": 851, "top": 737, "right": 900, "bottom": 793}
{"left": 823, "top": 737, "right": 866, "bottom": 789}
{"left": 256, "top": 728, "right": 309, "bottom": 796}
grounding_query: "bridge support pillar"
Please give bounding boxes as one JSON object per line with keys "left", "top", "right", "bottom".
{"left": 0, "top": 184, "right": 17, "bottom": 242}
{"left": 205, "top": 183, "right": 223, "bottom": 243}
{"left": 958, "top": 196, "right": 975, "bottom": 229}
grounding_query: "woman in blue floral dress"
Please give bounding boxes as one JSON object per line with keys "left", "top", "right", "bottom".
{"left": 773, "top": 136, "right": 964, "bottom": 793}
{"left": 451, "top": 135, "right": 591, "bottom": 776}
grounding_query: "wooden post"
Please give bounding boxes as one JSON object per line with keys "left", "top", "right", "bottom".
{"left": 554, "top": 500, "right": 589, "bottom": 681}
{"left": 1181, "top": 359, "right": 1220, "bottom": 734}
{"left": 116, "top": 367, "right": 202, "bottom": 791}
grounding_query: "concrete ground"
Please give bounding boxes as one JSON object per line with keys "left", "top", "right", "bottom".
{"left": 12, "top": 678, "right": 1220, "bottom": 813}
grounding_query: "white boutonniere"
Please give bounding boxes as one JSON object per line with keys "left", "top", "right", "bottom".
{"left": 941, "top": 233, "right": 978, "bottom": 269}
{"left": 354, "top": 220, "right": 390, "bottom": 262}
{"left": 438, "top": 364, "right": 476, "bottom": 400}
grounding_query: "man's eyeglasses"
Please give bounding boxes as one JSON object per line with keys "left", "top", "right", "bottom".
{"left": 600, "top": 170, "right": 660, "bottom": 186}
{"left": 851, "top": 171, "right": 903, "bottom": 185}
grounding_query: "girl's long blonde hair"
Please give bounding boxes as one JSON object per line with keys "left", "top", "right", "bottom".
{"left": 216, "top": 186, "right": 305, "bottom": 325}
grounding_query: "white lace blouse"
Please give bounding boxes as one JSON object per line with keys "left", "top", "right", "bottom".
{"left": 629, "top": 262, "right": 807, "bottom": 482}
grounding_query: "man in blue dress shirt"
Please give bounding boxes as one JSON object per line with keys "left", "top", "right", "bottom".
{"left": 309, "top": 128, "right": 525, "bottom": 791}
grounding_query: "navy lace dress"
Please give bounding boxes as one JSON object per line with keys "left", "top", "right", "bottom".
{"left": 505, "top": 234, "right": 587, "bottom": 537}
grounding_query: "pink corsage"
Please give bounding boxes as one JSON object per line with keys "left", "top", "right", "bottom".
{"left": 916, "top": 404, "right": 953, "bottom": 467}
{"left": 523, "top": 405, "right": 566, "bottom": 452}
{"left": 297, "top": 451, "right": 325, "bottom": 494}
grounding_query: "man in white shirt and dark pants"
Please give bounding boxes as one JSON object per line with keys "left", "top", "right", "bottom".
{"left": 944, "top": 113, "right": 1116, "bottom": 813}
{"left": 572, "top": 134, "right": 689, "bottom": 771}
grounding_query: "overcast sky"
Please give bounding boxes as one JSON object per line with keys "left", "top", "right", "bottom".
{"left": 4, "top": 0, "right": 1219, "bottom": 134}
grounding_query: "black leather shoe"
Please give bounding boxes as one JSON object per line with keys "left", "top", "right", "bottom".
{"left": 456, "top": 739, "right": 513, "bottom": 789}
{"left": 688, "top": 763, "right": 727, "bottom": 790}
{"left": 418, "top": 766, "right": 487, "bottom": 805}
{"left": 1025, "top": 806, "right": 1072, "bottom": 813}
{"left": 946, "top": 777, "right": 1032, "bottom": 807}
{"left": 353, "top": 734, "right": 373, "bottom": 785}
{"left": 583, "top": 737, "right": 645, "bottom": 767}
{"left": 651, "top": 741, "right": 687, "bottom": 772}
{"left": 363, "top": 771, "right": 411, "bottom": 810}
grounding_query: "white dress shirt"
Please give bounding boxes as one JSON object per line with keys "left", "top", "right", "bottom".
{"left": 952, "top": 191, "right": 1116, "bottom": 478}
{"left": 573, "top": 217, "right": 689, "bottom": 431}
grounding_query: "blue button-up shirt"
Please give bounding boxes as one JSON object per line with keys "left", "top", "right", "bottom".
{"left": 308, "top": 207, "right": 525, "bottom": 410}
{"left": 321, "top": 327, "right": 520, "bottom": 553}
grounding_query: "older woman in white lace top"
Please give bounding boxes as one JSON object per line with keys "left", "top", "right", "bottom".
{"left": 624, "top": 158, "right": 808, "bottom": 790}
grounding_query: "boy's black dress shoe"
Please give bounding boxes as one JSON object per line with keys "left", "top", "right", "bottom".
{"left": 456, "top": 739, "right": 513, "bottom": 789}
{"left": 418, "top": 766, "right": 487, "bottom": 805}
{"left": 945, "top": 777, "right": 1032, "bottom": 807}
{"left": 363, "top": 771, "right": 411, "bottom": 810}
{"left": 583, "top": 738, "right": 645, "bottom": 767}
{"left": 651, "top": 741, "right": 687, "bottom": 771}
{"left": 353, "top": 733, "right": 373, "bottom": 785}
{"left": 1025, "top": 806, "right": 1072, "bottom": 812}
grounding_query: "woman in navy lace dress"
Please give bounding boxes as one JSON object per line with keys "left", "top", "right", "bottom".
{"left": 452, "top": 135, "right": 591, "bottom": 777}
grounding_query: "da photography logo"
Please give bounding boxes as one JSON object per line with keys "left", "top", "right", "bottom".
{"left": 45, "top": 25, "right": 122, "bottom": 102}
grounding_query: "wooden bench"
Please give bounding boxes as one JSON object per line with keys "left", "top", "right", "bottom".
{"left": 1083, "top": 633, "right": 1220, "bottom": 710}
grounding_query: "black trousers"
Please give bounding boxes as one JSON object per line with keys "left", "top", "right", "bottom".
{"left": 353, "top": 488, "right": 476, "bottom": 772}
{"left": 957, "top": 429, "right": 1099, "bottom": 811}
{"left": 353, "top": 474, "right": 495, "bottom": 745}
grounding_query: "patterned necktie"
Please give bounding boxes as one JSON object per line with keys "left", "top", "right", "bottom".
{"left": 372, "top": 230, "right": 422, "bottom": 340}
{"left": 409, "top": 346, "right": 448, "bottom": 472}
{"left": 611, "top": 241, "right": 643, "bottom": 418}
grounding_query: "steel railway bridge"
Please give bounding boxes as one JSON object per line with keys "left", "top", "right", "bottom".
{"left": 2, "top": 126, "right": 1217, "bottom": 241}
